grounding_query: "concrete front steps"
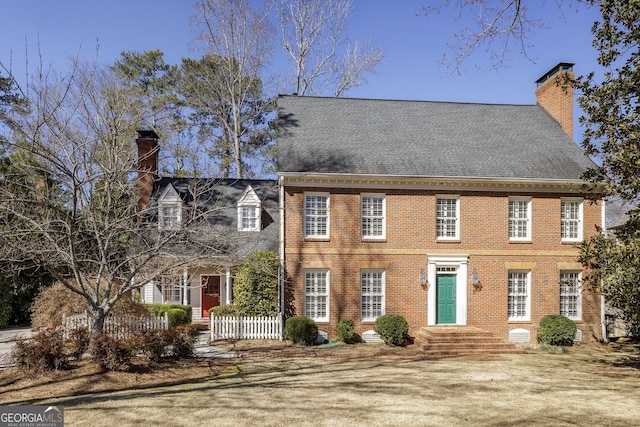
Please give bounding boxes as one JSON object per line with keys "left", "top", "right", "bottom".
{"left": 413, "top": 326, "right": 524, "bottom": 357}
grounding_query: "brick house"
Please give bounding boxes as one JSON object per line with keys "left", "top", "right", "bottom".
{"left": 277, "top": 63, "right": 605, "bottom": 344}
{"left": 135, "top": 131, "right": 279, "bottom": 321}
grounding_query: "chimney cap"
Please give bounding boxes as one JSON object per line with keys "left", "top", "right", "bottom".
{"left": 535, "top": 62, "right": 575, "bottom": 86}
{"left": 136, "top": 129, "right": 159, "bottom": 140}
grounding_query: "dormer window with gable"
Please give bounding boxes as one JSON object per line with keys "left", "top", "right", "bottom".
{"left": 158, "top": 184, "right": 183, "bottom": 230}
{"left": 238, "top": 185, "right": 261, "bottom": 231}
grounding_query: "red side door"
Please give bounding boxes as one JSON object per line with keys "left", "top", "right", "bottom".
{"left": 201, "top": 275, "right": 221, "bottom": 317}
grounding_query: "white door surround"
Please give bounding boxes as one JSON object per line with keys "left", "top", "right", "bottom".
{"left": 427, "top": 254, "right": 469, "bottom": 326}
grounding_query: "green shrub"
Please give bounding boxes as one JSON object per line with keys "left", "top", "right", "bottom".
{"left": 90, "top": 333, "right": 138, "bottom": 371}
{"left": 145, "top": 303, "right": 192, "bottom": 320}
{"left": 209, "top": 304, "right": 238, "bottom": 316}
{"left": 233, "top": 250, "right": 279, "bottom": 316}
{"left": 335, "top": 318, "right": 357, "bottom": 344}
{"left": 167, "top": 308, "right": 191, "bottom": 328}
{"left": 537, "top": 314, "right": 576, "bottom": 346}
{"left": 11, "top": 327, "right": 69, "bottom": 372}
{"left": 374, "top": 314, "right": 409, "bottom": 346}
{"left": 284, "top": 316, "right": 318, "bottom": 345}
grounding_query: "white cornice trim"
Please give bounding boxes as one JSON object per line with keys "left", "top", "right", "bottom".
{"left": 278, "top": 173, "right": 601, "bottom": 193}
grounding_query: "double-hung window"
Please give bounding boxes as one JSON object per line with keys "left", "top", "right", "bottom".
{"left": 508, "top": 271, "right": 530, "bottom": 321}
{"left": 304, "top": 270, "right": 329, "bottom": 322}
{"left": 237, "top": 185, "right": 261, "bottom": 231}
{"left": 239, "top": 206, "right": 259, "bottom": 231}
{"left": 161, "top": 276, "right": 182, "bottom": 304}
{"left": 361, "top": 270, "right": 385, "bottom": 321}
{"left": 436, "top": 196, "right": 460, "bottom": 240}
{"left": 304, "top": 193, "right": 329, "bottom": 238}
{"left": 561, "top": 199, "right": 583, "bottom": 242}
{"left": 361, "top": 194, "right": 385, "bottom": 239}
{"left": 159, "top": 202, "right": 182, "bottom": 230}
{"left": 560, "top": 271, "right": 582, "bottom": 320}
{"left": 509, "top": 197, "right": 531, "bottom": 241}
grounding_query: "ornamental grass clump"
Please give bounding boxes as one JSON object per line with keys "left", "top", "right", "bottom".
{"left": 537, "top": 314, "right": 577, "bottom": 347}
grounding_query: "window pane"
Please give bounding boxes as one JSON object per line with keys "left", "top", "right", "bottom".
{"left": 561, "top": 201, "right": 580, "bottom": 240}
{"left": 361, "top": 271, "right": 384, "bottom": 320}
{"left": 508, "top": 272, "right": 528, "bottom": 319}
{"left": 242, "top": 207, "right": 257, "bottom": 230}
{"left": 305, "top": 271, "right": 328, "bottom": 320}
{"left": 560, "top": 272, "right": 580, "bottom": 319}
{"left": 305, "top": 195, "right": 328, "bottom": 237}
{"left": 509, "top": 200, "right": 529, "bottom": 239}
{"left": 362, "top": 196, "right": 385, "bottom": 238}
{"left": 437, "top": 198, "right": 458, "bottom": 238}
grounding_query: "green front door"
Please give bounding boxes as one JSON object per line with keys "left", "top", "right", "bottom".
{"left": 436, "top": 274, "right": 456, "bottom": 324}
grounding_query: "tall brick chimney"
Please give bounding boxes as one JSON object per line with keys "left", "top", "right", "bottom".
{"left": 535, "top": 62, "right": 575, "bottom": 139}
{"left": 136, "top": 130, "right": 159, "bottom": 213}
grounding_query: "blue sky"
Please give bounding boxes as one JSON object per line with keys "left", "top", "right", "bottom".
{"left": 1, "top": 1, "right": 602, "bottom": 136}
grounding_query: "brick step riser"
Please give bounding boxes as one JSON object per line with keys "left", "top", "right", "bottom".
{"left": 415, "top": 337, "right": 506, "bottom": 344}
{"left": 414, "top": 336, "right": 505, "bottom": 344}
{"left": 416, "top": 342, "right": 518, "bottom": 350}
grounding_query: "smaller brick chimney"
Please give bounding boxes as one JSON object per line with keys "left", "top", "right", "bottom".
{"left": 136, "top": 130, "right": 159, "bottom": 213}
{"left": 535, "top": 62, "right": 575, "bottom": 139}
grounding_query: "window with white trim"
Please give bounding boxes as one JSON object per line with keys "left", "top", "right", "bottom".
{"left": 304, "top": 193, "right": 329, "bottom": 238}
{"left": 509, "top": 198, "right": 531, "bottom": 241}
{"left": 361, "top": 194, "right": 385, "bottom": 239}
{"left": 161, "top": 276, "right": 181, "bottom": 304}
{"left": 508, "top": 271, "right": 530, "bottom": 321}
{"left": 561, "top": 199, "right": 583, "bottom": 241}
{"left": 158, "top": 184, "right": 183, "bottom": 231}
{"left": 560, "top": 271, "right": 582, "bottom": 320}
{"left": 237, "top": 185, "right": 261, "bottom": 231}
{"left": 436, "top": 196, "right": 460, "bottom": 239}
{"left": 239, "top": 206, "right": 260, "bottom": 231}
{"left": 304, "top": 270, "right": 329, "bottom": 322}
{"left": 159, "top": 202, "right": 182, "bottom": 230}
{"left": 361, "top": 270, "right": 385, "bottom": 321}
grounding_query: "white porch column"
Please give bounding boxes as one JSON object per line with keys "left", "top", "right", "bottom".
{"left": 182, "top": 267, "right": 188, "bottom": 305}
{"left": 225, "top": 266, "right": 232, "bottom": 305}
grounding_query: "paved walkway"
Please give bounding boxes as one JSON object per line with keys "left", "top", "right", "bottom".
{"left": 194, "top": 330, "right": 235, "bottom": 359}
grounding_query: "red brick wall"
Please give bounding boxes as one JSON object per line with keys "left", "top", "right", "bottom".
{"left": 283, "top": 185, "right": 603, "bottom": 343}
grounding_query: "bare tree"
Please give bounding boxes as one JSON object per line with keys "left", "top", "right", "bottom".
{"left": 0, "top": 58, "right": 232, "bottom": 336}
{"left": 272, "top": 0, "right": 384, "bottom": 97}
{"left": 189, "top": 0, "right": 274, "bottom": 179}
{"left": 422, "top": 0, "right": 591, "bottom": 72}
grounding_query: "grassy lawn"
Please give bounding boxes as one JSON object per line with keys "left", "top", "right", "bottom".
{"left": 1, "top": 341, "right": 639, "bottom": 426}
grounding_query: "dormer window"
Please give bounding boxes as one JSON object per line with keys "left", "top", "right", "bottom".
{"left": 238, "top": 185, "right": 261, "bottom": 231}
{"left": 158, "top": 184, "right": 183, "bottom": 230}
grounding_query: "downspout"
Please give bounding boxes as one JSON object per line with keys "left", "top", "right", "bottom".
{"left": 600, "top": 199, "right": 608, "bottom": 342}
{"left": 279, "top": 175, "right": 285, "bottom": 338}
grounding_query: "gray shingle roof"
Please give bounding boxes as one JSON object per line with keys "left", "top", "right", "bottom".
{"left": 147, "top": 178, "right": 279, "bottom": 257}
{"left": 277, "top": 95, "right": 596, "bottom": 181}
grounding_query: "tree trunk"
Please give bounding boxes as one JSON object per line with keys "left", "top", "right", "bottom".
{"left": 90, "top": 307, "right": 106, "bottom": 336}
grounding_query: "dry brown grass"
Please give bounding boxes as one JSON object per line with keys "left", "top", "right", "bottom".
{"left": 1, "top": 340, "right": 639, "bottom": 427}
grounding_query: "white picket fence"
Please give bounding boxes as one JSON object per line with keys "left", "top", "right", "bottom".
{"left": 210, "top": 315, "right": 283, "bottom": 341}
{"left": 63, "top": 311, "right": 169, "bottom": 339}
